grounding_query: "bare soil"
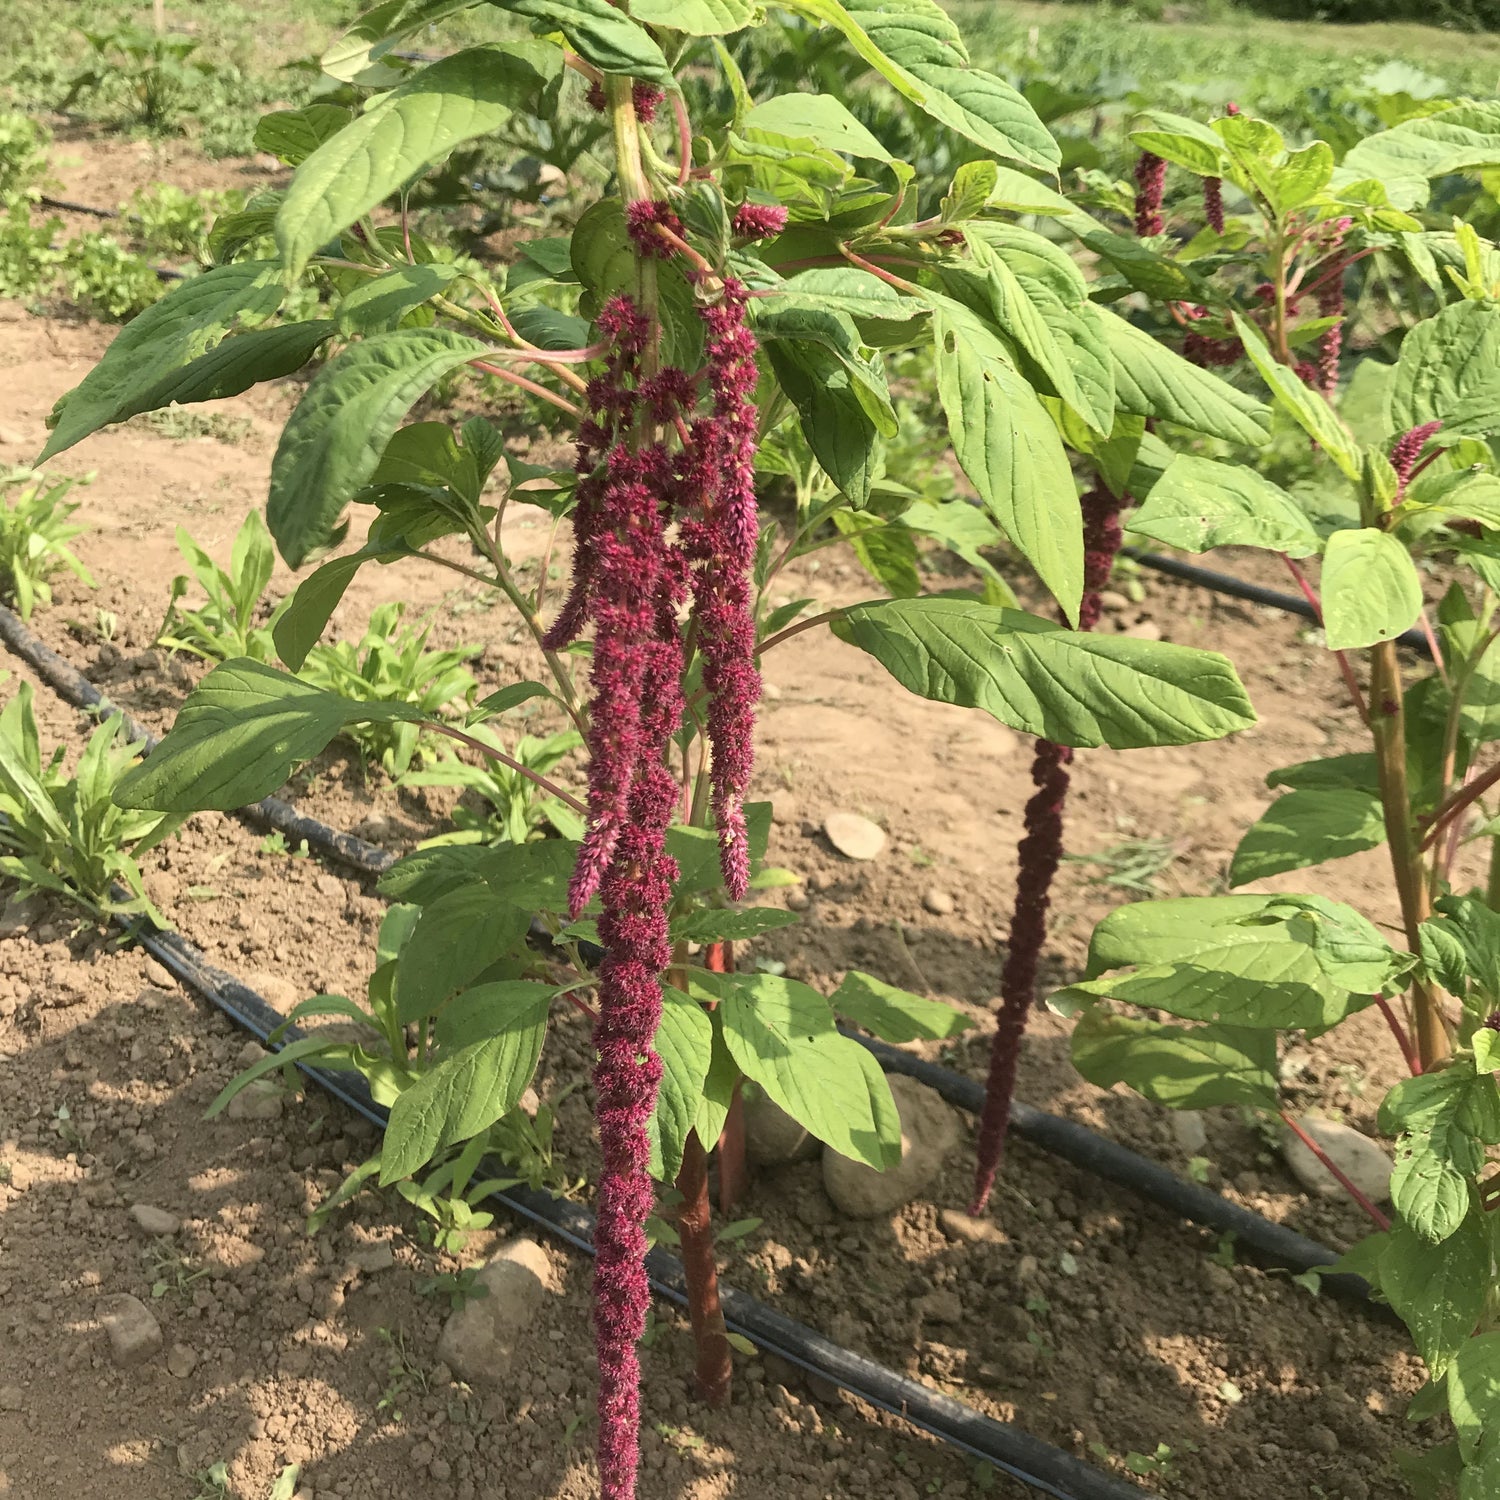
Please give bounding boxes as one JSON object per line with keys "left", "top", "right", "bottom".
{"left": 0, "top": 136, "right": 1447, "bottom": 1500}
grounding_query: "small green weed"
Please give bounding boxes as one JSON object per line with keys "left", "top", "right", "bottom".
{"left": 59, "top": 232, "right": 159, "bottom": 320}
{"left": 0, "top": 111, "right": 52, "bottom": 209}
{"left": 157, "top": 511, "right": 285, "bottom": 664}
{"left": 1063, "top": 836, "right": 1178, "bottom": 896}
{"left": 0, "top": 466, "right": 94, "bottom": 619}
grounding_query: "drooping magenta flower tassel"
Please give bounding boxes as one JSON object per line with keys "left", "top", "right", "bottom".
{"left": 970, "top": 485, "right": 1124, "bottom": 1216}
{"left": 1203, "top": 175, "right": 1224, "bottom": 234}
{"left": 1392, "top": 420, "right": 1444, "bottom": 499}
{"left": 1134, "top": 151, "right": 1166, "bottom": 237}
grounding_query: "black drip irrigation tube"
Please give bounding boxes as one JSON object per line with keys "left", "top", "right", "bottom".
{"left": 1121, "top": 547, "right": 1433, "bottom": 658}
{"left": 0, "top": 605, "right": 1380, "bottom": 1305}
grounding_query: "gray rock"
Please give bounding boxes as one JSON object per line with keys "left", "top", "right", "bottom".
{"left": 1281, "top": 1115, "right": 1391, "bottom": 1204}
{"left": 129, "top": 1204, "right": 181, "bottom": 1237}
{"left": 1170, "top": 1111, "right": 1209, "bottom": 1155}
{"left": 823, "top": 1074, "right": 960, "bottom": 1218}
{"left": 98, "top": 1293, "right": 162, "bottom": 1368}
{"left": 347, "top": 1241, "right": 395, "bottom": 1274}
{"left": 166, "top": 1343, "right": 197, "bottom": 1379}
{"left": 236, "top": 1040, "right": 269, "bottom": 1069}
{"left": 435, "top": 1238, "right": 552, "bottom": 1383}
{"left": 744, "top": 1091, "right": 819, "bottom": 1166}
{"left": 916, "top": 1289, "right": 963, "bottom": 1324}
{"left": 823, "top": 812, "right": 887, "bottom": 862}
{"left": 938, "top": 1209, "right": 1004, "bottom": 1246}
{"left": 0, "top": 895, "right": 42, "bottom": 940}
{"left": 225, "top": 1079, "right": 284, "bottom": 1122}
{"left": 314, "top": 874, "right": 345, "bottom": 900}
{"left": 245, "top": 968, "right": 299, "bottom": 1011}
{"left": 922, "top": 888, "right": 955, "bottom": 917}
{"left": 143, "top": 958, "right": 175, "bottom": 989}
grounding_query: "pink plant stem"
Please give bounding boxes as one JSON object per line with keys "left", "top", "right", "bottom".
{"left": 1279, "top": 1111, "right": 1390, "bottom": 1229}
{"left": 1278, "top": 553, "right": 1368, "bottom": 723}
{"left": 672, "top": 92, "right": 692, "bottom": 187}
{"left": 1422, "top": 758, "right": 1500, "bottom": 851}
{"left": 1376, "top": 994, "right": 1421, "bottom": 1076}
{"left": 756, "top": 608, "right": 842, "bottom": 656}
{"left": 971, "top": 484, "right": 1123, "bottom": 1216}
{"left": 1418, "top": 608, "right": 1448, "bottom": 681}
{"left": 469, "top": 360, "right": 581, "bottom": 417}
{"left": 423, "top": 723, "right": 588, "bottom": 812}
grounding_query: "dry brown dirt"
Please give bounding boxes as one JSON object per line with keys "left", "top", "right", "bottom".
{"left": 0, "top": 138, "right": 1451, "bottom": 1500}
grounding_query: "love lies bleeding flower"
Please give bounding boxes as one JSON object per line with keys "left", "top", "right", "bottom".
{"left": 1391, "top": 420, "right": 1444, "bottom": 498}
{"left": 1203, "top": 175, "right": 1225, "bottom": 234}
{"left": 1134, "top": 151, "right": 1166, "bottom": 238}
{"left": 731, "top": 202, "right": 789, "bottom": 240}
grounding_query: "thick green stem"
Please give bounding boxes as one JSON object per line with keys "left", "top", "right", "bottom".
{"left": 1488, "top": 838, "right": 1500, "bottom": 914}
{"left": 1369, "top": 641, "right": 1450, "bottom": 1070}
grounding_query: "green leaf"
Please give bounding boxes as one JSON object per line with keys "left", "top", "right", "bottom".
{"left": 1346, "top": 101, "right": 1500, "bottom": 209}
{"left": 1129, "top": 110, "right": 1228, "bottom": 177}
{"left": 832, "top": 597, "right": 1256, "bottom": 750}
{"left": 671, "top": 907, "right": 800, "bottom": 943}
{"left": 743, "top": 94, "right": 893, "bottom": 161}
{"left": 832, "top": 512, "right": 920, "bottom": 598}
{"left": 1129, "top": 455, "right": 1321, "bottom": 556}
{"left": 1232, "top": 314, "right": 1361, "bottom": 481}
{"left": 379, "top": 836, "right": 579, "bottom": 909}
{"left": 1099, "top": 308, "right": 1269, "bottom": 446}
{"left": 766, "top": 340, "right": 880, "bottom": 506}
{"left": 784, "top": 0, "right": 1059, "bottom": 172}
{"left": 253, "top": 105, "right": 353, "bottom": 167}
{"left": 649, "top": 988, "right": 714, "bottom": 1181}
{"left": 381, "top": 990, "right": 550, "bottom": 1182}
{"left": 273, "top": 548, "right": 381, "bottom": 671}
{"left": 276, "top": 44, "right": 562, "bottom": 277}
{"left": 1071, "top": 1007, "right": 1278, "bottom": 1111}
{"left": 1450, "top": 1331, "right": 1500, "bottom": 1462}
{"left": 694, "top": 1019, "right": 739, "bottom": 1151}
{"left": 1383, "top": 1069, "right": 1494, "bottom": 1243}
{"left": 336, "top": 263, "right": 460, "bottom": 335}
{"left": 712, "top": 970, "right": 892, "bottom": 1168}
{"left": 928, "top": 294, "right": 1082, "bottom": 619}
{"left": 628, "top": 0, "right": 757, "bottom": 32}
{"left": 501, "top": 0, "right": 673, "bottom": 83}
{"left": 1389, "top": 299, "right": 1500, "bottom": 439}
{"left": 393, "top": 884, "right": 532, "bottom": 1023}
{"left": 1266, "top": 752, "right": 1380, "bottom": 795}
{"left": 112, "top": 658, "right": 426, "bottom": 812}
{"left": 1320, "top": 527, "right": 1424, "bottom": 652}
{"left": 1229, "top": 788, "right": 1387, "bottom": 886}
{"left": 40, "top": 262, "right": 284, "bottom": 460}
{"left": 941, "top": 159, "right": 999, "bottom": 223}
{"left": 268, "top": 328, "right": 486, "bottom": 567}
{"left": 1382, "top": 1208, "right": 1488, "bottom": 1376}
{"left": 322, "top": 0, "right": 483, "bottom": 81}
{"left": 830, "top": 970, "right": 973, "bottom": 1042}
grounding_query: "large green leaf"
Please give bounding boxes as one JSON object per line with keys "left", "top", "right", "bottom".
{"left": 268, "top": 328, "right": 487, "bottom": 567}
{"left": 928, "top": 294, "right": 1082, "bottom": 619}
{"left": 1232, "top": 314, "right": 1361, "bottom": 480}
{"left": 1382, "top": 1209, "right": 1488, "bottom": 1377}
{"left": 630, "top": 0, "right": 758, "bottom": 33}
{"left": 1382, "top": 1068, "right": 1500, "bottom": 1243}
{"left": 744, "top": 94, "right": 893, "bottom": 161}
{"left": 1129, "top": 109, "right": 1229, "bottom": 177}
{"left": 1229, "top": 788, "right": 1387, "bottom": 886}
{"left": 254, "top": 105, "right": 354, "bottom": 166}
{"left": 1071, "top": 1007, "right": 1278, "bottom": 1111}
{"left": 712, "top": 970, "right": 894, "bottom": 1169}
{"left": 1099, "top": 308, "right": 1270, "bottom": 446}
{"left": 500, "top": 0, "right": 673, "bottom": 83}
{"left": 322, "top": 0, "right": 484, "bottom": 82}
{"left": 1345, "top": 101, "right": 1500, "bottom": 209}
{"left": 1130, "top": 455, "right": 1321, "bottom": 556}
{"left": 277, "top": 44, "right": 561, "bottom": 277}
{"left": 393, "top": 887, "right": 532, "bottom": 1023}
{"left": 832, "top": 597, "right": 1256, "bottom": 750}
{"left": 831, "top": 970, "right": 973, "bottom": 1042}
{"left": 381, "top": 988, "right": 551, "bottom": 1182}
{"left": 336, "top": 263, "right": 461, "bottom": 335}
{"left": 649, "top": 988, "right": 714, "bottom": 1181}
{"left": 1320, "top": 527, "right": 1424, "bottom": 652}
{"left": 1389, "top": 299, "right": 1500, "bottom": 438}
{"left": 766, "top": 340, "right": 881, "bottom": 506}
{"left": 112, "top": 658, "right": 425, "bottom": 812}
{"left": 783, "top": 0, "right": 1059, "bottom": 172}
{"left": 40, "top": 262, "right": 284, "bottom": 460}
{"left": 1449, "top": 1331, "right": 1500, "bottom": 1464}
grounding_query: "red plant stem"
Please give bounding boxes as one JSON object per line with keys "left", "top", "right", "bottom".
{"left": 1422, "top": 757, "right": 1500, "bottom": 851}
{"left": 423, "top": 723, "right": 588, "bottom": 813}
{"left": 703, "top": 941, "right": 748, "bottom": 1212}
{"left": 971, "top": 484, "right": 1123, "bottom": 1216}
{"left": 673, "top": 937, "right": 734, "bottom": 1404}
{"left": 468, "top": 360, "right": 581, "bottom": 417}
{"left": 1279, "top": 1111, "right": 1390, "bottom": 1229}
{"left": 672, "top": 92, "right": 692, "bottom": 187}
{"left": 756, "top": 608, "right": 842, "bottom": 657}
{"left": 1376, "top": 994, "right": 1421, "bottom": 1076}
{"left": 1278, "top": 554, "right": 1368, "bottom": 723}
{"left": 1418, "top": 608, "right": 1447, "bottom": 680}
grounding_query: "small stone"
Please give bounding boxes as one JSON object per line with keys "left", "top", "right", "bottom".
{"left": 1305, "top": 1424, "right": 1339, "bottom": 1456}
{"left": 98, "top": 1294, "right": 163, "bottom": 1368}
{"left": 225, "top": 1079, "right": 284, "bottom": 1122}
{"left": 166, "top": 1344, "right": 197, "bottom": 1379}
{"left": 823, "top": 1075, "right": 959, "bottom": 1218}
{"left": 938, "top": 1209, "right": 1004, "bottom": 1246}
{"left": 236, "top": 1040, "right": 269, "bottom": 1069}
{"left": 0, "top": 895, "right": 42, "bottom": 940}
{"left": 743, "top": 1090, "right": 818, "bottom": 1166}
{"left": 348, "top": 1242, "right": 395, "bottom": 1274}
{"left": 1124, "top": 619, "right": 1163, "bottom": 642}
{"left": 143, "top": 958, "right": 174, "bottom": 989}
{"left": 129, "top": 1204, "right": 181, "bottom": 1237}
{"left": 436, "top": 1239, "right": 552, "bottom": 1383}
{"left": 915, "top": 1289, "right": 963, "bottom": 1324}
{"left": 1170, "top": 1112, "right": 1209, "bottom": 1155}
{"left": 244, "top": 969, "right": 299, "bottom": 1011}
{"left": 314, "top": 874, "right": 344, "bottom": 900}
{"left": 1097, "top": 590, "right": 1130, "bottom": 612}
{"left": 922, "top": 889, "right": 955, "bottom": 917}
{"left": 823, "top": 812, "right": 887, "bottom": 862}
{"left": 785, "top": 888, "right": 810, "bottom": 912}
{"left": 1281, "top": 1115, "right": 1392, "bottom": 1204}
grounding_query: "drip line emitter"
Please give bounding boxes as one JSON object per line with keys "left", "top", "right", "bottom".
{"left": 0, "top": 572, "right": 1396, "bottom": 1499}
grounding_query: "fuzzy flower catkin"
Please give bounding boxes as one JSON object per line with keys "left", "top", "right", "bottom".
{"left": 1316, "top": 279, "right": 1344, "bottom": 397}
{"left": 1203, "top": 175, "right": 1225, "bottom": 234}
{"left": 1134, "top": 151, "right": 1166, "bottom": 238}
{"left": 732, "top": 202, "right": 789, "bottom": 240}
{"left": 1392, "top": 420, "right": 1444, "bottom": 497}
{"left": 971, "top": 485, "right": 1124, "bottom": 1216}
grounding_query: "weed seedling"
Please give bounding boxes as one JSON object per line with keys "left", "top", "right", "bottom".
{"left": 0, "top": 467, "right": 94, "bottom": 620}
